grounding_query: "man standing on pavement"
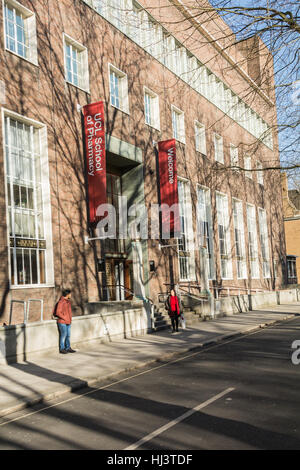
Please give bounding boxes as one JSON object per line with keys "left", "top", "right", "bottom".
{"left": 55, "top": 289, "right": 76, "bottom": 354}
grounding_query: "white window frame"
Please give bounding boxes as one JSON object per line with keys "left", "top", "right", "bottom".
{"left": 246, "top": 203, "right": 260, "bottom": 279}
{"left": 257, "top": 161, "right": 264, "bottom": 185}
{"left": 216, "top": 192, "right": 233, "bottom": 280}
{"left": 63, "top": 33, "right": 89, "bottom": 93}
{"left": 244, "top": 154, "right": 252, "bottom": 179}
{"left": 2, "top": 108, "right": 54, "bottom": 289}
{"left": 171, "top": 105, "right": 185, "bottom": 144}
{"left": 230, "top": 144, "right": 239, "bottom": 170}
{"left": 144, "top": 87, "right": 160, "bottom": 130}
{"left": 195, "top": 121, "right": 206, "bottom": 155}
{"left": 178, "top": 178, "right": 195, "bottom": 282}
{"left": 214, "top": 133, "right": 224, "bottom": 164}
{"left": 108, "top": 63, "right": 129, "bottom": 114}
{"left": 197, "top": 185, "right": 215, "bottom": 280}
{"left": 232, "top": 198, "right": 247, "bottom": 279}
{"left": 3, "top": 0, "right": 38, "bottom": 65}
{"left": 258, "top": 207, "right": 271, "bottom": 279}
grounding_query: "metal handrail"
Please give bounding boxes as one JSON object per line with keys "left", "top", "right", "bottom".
{"left": 105, "top": 284, "right": 154, "bottom": 305}
{"left": 178, "top": 287, "right": 209, "bottom": 300}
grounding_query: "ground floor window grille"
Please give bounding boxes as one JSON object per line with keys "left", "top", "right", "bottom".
{"left": 178, "top": 180, "right": 195, "bottom": 281}
{"left": 258, "top": 208, "right": 271, "bottom": 278}
{"left": 5, "top": 116, "right": 47, "bottom": 286}
{"left": 246, "top": 204, "right": 260, "bottom": 279}
{"left": 197, "top": 186, "right": 214, "bottom": 280}
{"left": 216, "top": 193, "right": 232, "bottom": 279}
{"left": 233, "top": 199, "right": 247, "bottom": 279}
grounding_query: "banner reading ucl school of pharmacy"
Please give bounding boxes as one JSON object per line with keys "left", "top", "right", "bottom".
{"left": 83, "top": 101, "right": 106, "bottom": 224}
{"left": 158, "top": 139, "right": 180, "bottom": 237}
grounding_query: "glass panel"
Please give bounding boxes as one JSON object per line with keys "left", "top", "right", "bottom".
{"left": 22, "top": 212, "right": 29, "bottom": 237}
{"left": 13, "top": 184, "right": 20, "bottom": 206}
{"left": 39, "top": 250, "right": 46, "bottom": 284}
{"left": 31, "top": 250, "right": 38, "bottom": 284}
{"left": 10, "top": 248, "right": 15, "bottom": 285}
{"left": 23, "top": 249, "right": 31, "bottom": 284}
{"left": 20, "top": 186, "right": 27, "bottom": 208}
{"left": 16, "top": 248, "right": 23, "bottom": 284}
{"left": 14, "top": 211, "right": 22, "bottom": 236}
{"left": 37, "top": 213, "right": 44, "bottom": 238}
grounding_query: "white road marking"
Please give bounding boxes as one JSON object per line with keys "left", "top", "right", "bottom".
{"left": 125, "top": 387, "right": 235, "bottom": 450}
{"left": 0, "top": 324, "right": 271, "bottom": 427}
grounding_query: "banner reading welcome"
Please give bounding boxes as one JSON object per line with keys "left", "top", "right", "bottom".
{"left": 158, "top": 139, "right": 180, "bottom": 237}
{"left": 83, "top": 101, "right": 106, "bottom": 224}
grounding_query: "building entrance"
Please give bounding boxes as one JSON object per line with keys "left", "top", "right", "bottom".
{"left": 105, "top": 258, "right": 133, "bottom": 300}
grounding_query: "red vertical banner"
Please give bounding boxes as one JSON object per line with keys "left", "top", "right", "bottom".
{"left": 83, "top": 101, "right": 106, "bottom": 224}
{"left": 158, "top": 139, "right": 180, "bottom": 237}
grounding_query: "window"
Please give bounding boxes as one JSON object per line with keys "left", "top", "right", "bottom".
{"left": 109, "top": 64, "right": 129, "bottom": 113}
{"left": 233, "top": 199, "right": 247, "bottom": 279}
{"left": 287, "top": 257, "right": 297, "bottom": 284}
{"left": 4, "top": 112, "right": 53, "bottom": 287}
{"left": 197, "top": 187, "right": 214, "bottom": 280}
{"left": 64, "top": 34, "right": 89, "bottom": 91}
{"left": 230, "top": 144, "right": 239, "bottom": 170}
{"left": 216, "top": 193, "right": 232, "bottom": 279}
{"left": 178, "top": 180, "right": 195, "bottom": 281}
{"left": 144, "top": 88, "right": 160, "bottom": 130}
{"left": 171, "top": 106, "right": 185, "bottom": 143}
{"left": 258, "top": 208, "right": 271, "bottom": 278}
{"left": 195, "top": 122, "right": 206, "bottom": 155}
{"left": 4, "top": 0, "right": 37, "bottom": 64}
{"left": 257, "top": 161, "right": 264, "bottom": 185}
{"left": 214, "top": 133, "right": 224, "bottom": 163}
{"left": 244, "top": 155, "right": 252, "bottom": 179}
{"left": 246, "top": 204, "right": 259, "bottom": 279}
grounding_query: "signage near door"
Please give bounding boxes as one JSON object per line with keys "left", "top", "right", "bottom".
{"left": 83, "top": 101, "right": 106, "bottom": 224}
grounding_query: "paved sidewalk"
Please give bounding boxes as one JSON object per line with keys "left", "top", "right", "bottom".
{"left": 0, "top": 303, "right": 299, "bottom": 418}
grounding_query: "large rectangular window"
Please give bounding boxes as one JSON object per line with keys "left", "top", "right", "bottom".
{"left": 4, "top": 114, "right": 53, "bottom": 287}
{"left": 246, "top": 204, "right": 259, "bottom": 279}
{"left": 233, "top": 199, "right": 247, "bottom": 279}
{"left": 64, "top": 34, "right": 89, "bottom": 91}
{"left": 4, "top": 0, "right": 37, "bottom": 64}
{"left": 144, "top": 87, "right": 160, "bottom": 130}
{"left": 258, "top": 208, "right": 271, "bottom": 278}
{"left": 230, "top": 144, "right": 239, "bottom": 170}
{"left": 197, "top": 186, "right": 214, "bottom": 280}
{"left": 216, "top": 193, "right": 232, "bottom": 279}
{"left": 178, "top": 180, "right": 195, "bottom": 281}
{"left": 195, "top": 122, "right": 206, "bottom": 155}
{"left": 109, "top": 64, "right": 129, "bottom": 113}
{"left": 171, "top": 106, "right": 185, "bottom": 144}
{"left": 214, "top": 133, "right": 224, "bottom": 163}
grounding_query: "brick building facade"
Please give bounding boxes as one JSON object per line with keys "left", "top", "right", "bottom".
{"left": 0, "top": 0, "right": 286, "bottom": 324}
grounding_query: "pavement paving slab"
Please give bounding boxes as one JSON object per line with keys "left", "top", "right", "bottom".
{"left": 0, "top": 303, "right": 299, "bottom": 418}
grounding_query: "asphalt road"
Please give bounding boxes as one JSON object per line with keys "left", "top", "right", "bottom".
{"left": 1, "top": 316, "right": 300, "bottom": 450}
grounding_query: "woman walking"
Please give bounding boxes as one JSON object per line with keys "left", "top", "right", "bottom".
{"left": 165, "top": 288, "right": 181, "bottom": 333}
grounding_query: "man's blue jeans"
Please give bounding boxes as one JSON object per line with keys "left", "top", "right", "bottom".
{"left": 58, "top": 323, "right": 71, "bottom": 351}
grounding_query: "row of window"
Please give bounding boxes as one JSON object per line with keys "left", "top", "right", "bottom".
{"left": 4, "top": 109, "right": 270, "bottom": 287}
{"left": 83, "top": 0, "right": 273, "bottom": 149}
{"left": 4, "top": 0, "right": 273, "bottom": 150}
{"left": 108, "top": 62, "right": 265, "bottom": 180}
{"left": 178, "top": 181, "right": 271, "bottom": 282}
